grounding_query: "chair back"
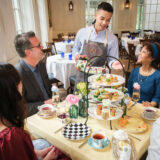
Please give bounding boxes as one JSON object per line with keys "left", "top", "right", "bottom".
{"left": 140, "top": 39, "right": 153, "bottom": 45}
{"left": 42, "top": 48, "right": 52, "bottom": 63}
{"left": 121, "top": 31, "right": 130, "bottom": 37}
{"left": 128, "top": 43, "right": 136, "bottom": 57}
{"left": 127, "top": 43, "right": 136, "bottom": 70}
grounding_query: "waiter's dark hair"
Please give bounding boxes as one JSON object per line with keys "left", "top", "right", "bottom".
{"left": 98, "top": 2, "right": 113, "bottom": 13}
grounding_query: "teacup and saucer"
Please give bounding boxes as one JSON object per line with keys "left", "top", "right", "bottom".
{"left": 37, "top": 104, "right": 56, "bottom": 118}
{"left": 141, "top": 107, "right": 157, "bottom": 120}
{"left": 88, "top": 131, "right": 109, "bottom": 149}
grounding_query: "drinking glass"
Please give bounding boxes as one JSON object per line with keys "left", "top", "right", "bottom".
{"left": 68, "top": 54, "right": 72, "bottom": 60}
{"left": 61, "top": 52, "right": 65, "bottom": 58}
{"left": 132, "top": 88, "right": 140, "bottom": 102}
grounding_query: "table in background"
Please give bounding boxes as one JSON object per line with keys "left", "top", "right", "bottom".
{"left": 26, "top": 103, "right": 157, "bottom": 160}
{"left": 121, "top": 37, "right": 142, "bottom": 53}
{"left": 46, "top": 54, "right": 77, "bottom": 90}
{"left": 54, "top": 41, "right": 74, "bottom": 54}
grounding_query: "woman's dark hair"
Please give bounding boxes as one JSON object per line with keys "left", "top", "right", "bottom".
{"left": 143, "top": 42, "right": 160, "bottom": 69}
{"left": 98, "top": 2, "right": 113, "bottom": 13}
{"left": 0, "top": 63, "right": 27, "bottom": 129}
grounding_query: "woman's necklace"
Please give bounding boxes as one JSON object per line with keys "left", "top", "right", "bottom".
{"left": 138, "top": 67, "right": 154, "bottom": 84}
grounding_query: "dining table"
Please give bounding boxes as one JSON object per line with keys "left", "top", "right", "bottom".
{"left": 26, "top": 102, "right": 159, "bottom": 160}
{"left": 46, "top": 54, "right": 77, "bottom": 90}
{"left": 121, "top": 37, "right": 143, "bottom": 53}
{"left": 54, "top": 40, "right": 74, "bottom": 54}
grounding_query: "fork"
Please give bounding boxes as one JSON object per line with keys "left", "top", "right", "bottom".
{"left": 128, "top": 102, "right": 137, "bottom": 110}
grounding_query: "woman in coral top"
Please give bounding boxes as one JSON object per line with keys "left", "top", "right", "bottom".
{"left": 0, "top": 63, "right": 58, "bottom": 160}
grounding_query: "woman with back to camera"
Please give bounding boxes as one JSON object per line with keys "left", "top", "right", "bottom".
{"left": 127, "top": 42, "right": 160, "bottom": 107}
{"left": 0, "top": 63, "right": 58, "bottom": 160}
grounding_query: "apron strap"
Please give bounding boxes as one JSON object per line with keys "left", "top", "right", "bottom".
{"left": 86, "top": 27, "right": 108, "bottom": 47}
{"left": 86, "top": 28, "right": 92, "bottom": 43}
{"left": 104, "top": 30, "right": 108, "bottom": 47}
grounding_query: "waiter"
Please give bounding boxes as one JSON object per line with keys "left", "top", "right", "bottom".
{"left": 72, "top": 2, "right": 122, "bottom": 88}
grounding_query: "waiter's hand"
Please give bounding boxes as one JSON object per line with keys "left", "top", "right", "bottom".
{"left": 112, "top": 61, "right": 124, "bottom": 70}
{"left": 75, "top": 54, "right": 81, "bottom": 61}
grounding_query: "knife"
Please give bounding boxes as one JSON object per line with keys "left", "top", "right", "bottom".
{"left": 78, "top": 138, "right": 89, "bottom": 148}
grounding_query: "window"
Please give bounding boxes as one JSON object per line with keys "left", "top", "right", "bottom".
{"left": 136, "top": 0, "right": 160, "bottom": 31}
{"left": 12, "top": 0, "right": 23, "bottom": 34}
{"left": 85, "top": 0, "right": 112, "bottom": 31}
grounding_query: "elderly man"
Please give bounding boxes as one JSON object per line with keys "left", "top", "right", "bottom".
{"left": 15, "top": 31, "right": 52, "bottom": 116}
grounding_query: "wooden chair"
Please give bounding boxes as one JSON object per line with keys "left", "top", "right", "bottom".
{"left": 45, "top": 42, "right": 57, "bottom": 55}
{"left": 140, "top": 39, "right": 153, "bottom": 45}
{"left": 67, "top": 75, "right": 76, "bottom": 94}
{"left": 118, "top": 38, "right": 128, "bottom": 59}
{"left": 121, "top": 31, "right": 130, "bottom": 37}
{"left": 124, "top": 71, "right": 131, "bottom": 87}
{"left": 42, "top": 48, "right": 61, "bottom": 86}
{"left": 127, "top": 43, "right": 136, "bottom": 70}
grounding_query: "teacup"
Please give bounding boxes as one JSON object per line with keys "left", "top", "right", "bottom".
{"left": 38, "top": 104, "right": 55, "bottom": 115}
{"left": 144, "top": 107, "right": 157, "bottom": 119}
{"left": 91, "top": 131, "right": 108, "bottom": 148}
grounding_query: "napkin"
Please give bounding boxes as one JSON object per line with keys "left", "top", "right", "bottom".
{"left": 113, "top": 130, "right": 128, "bottom": 141}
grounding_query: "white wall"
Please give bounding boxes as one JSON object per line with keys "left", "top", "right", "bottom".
{"left": 0, "top": 0, "right": 19, "bottom": 64}
{"left": 112, "top": 0, "right": 138, "bottom": 36}
{"left": 50, "top": 0, "right": 85, "bottom": 38}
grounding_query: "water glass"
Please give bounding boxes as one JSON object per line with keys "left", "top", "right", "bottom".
{"left": 61, "top": 52, "right": 65, "bottom": 58}
{"left": 68, "top": 54, "right": 72, "bottom": 60}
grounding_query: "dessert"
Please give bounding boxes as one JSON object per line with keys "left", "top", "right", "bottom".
{"left": 110, "top": 107, "right": 116, "bottom": 117}
{"left": 92, "top": 88, "right": 120, "bottom": 102}
{"left": 119, "top": 116, "right": 147, "bottom": 133}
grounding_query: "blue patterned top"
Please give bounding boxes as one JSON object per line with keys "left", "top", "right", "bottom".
{"left": 127, "top": 67, "right": 160, "bottom": 105}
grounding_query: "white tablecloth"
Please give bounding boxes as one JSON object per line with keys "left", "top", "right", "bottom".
{"left": 54, "top": 41, "right": 74, "bottom": 53}
{"left": 46, "top": 54, "right": 77, "bottom": 90}
{"left": 121, "top": 37, "right": 142, "bottom": 53}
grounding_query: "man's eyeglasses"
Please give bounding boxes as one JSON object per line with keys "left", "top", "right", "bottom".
{"left": 28, "top": 44, "right": 42, "bottom": 50}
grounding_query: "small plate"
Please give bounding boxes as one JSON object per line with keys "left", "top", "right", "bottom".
{"left": 37, "top": 111, "right": 56, "bottom": 119}
{"left": 88, "top": 105, "right": 123, "bottom": 121}
{"left": 141, "top": 112, "right": 158, "bottom": 121}
{"left": 62, "top": 123, "right": 91, "bottom": 140}
{"left": 88, "top": 137, "right": 109, "bottom": 149}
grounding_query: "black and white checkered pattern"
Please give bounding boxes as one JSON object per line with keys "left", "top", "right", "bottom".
{"left": 62, "top": 123, "right": 91, "bottom": 140}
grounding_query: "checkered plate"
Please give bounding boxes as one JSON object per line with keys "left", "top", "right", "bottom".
{"left": 62, "top": 123, "right": 91, "bottom": 140}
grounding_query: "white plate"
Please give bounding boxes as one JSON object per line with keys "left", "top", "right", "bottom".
{"left": 88, "top": 74, "right": 125, "bottom": 86}
{"left": 62, "top": 123, "right": 91, "bottom": 140}
{"left": 140, "top": 112, "right": 158, "bottom": 121}
{"left": 88, "top": 105, "right": 123, "bottom": 121}
{"left": 89, "top": 88, "right": 124, "bottom": 103}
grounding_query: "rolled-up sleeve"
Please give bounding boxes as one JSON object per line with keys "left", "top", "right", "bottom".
{"left": 147, "top": 118, "right": 160, "bottom": 160}
{"left": 107, "top": 35, "right": 119, "bottom": 68}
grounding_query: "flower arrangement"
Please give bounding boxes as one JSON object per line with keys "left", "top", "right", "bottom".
{"left": 76, "top": 82, "right": 88, "bottom": 96}
{"left": 133, "top": 82, "right": 140, "bottom": 90}
{"left": 66, "top": 94, "right": 79, "bottom": 105}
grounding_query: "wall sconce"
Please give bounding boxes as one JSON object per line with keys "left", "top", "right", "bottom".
{"left": 124, "top": 0, "right": 130, "bottom": 9}
{"left": 69, "top": 1, "right": 73, "bottom": 11}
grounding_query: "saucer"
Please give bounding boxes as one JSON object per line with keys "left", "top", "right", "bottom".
{"left": 88, "top": 137, "right": 109, "bottom": 150}
{"left": 141, "top": 112, "right": 158, "bottom": 121}
{"left": 37, "top": 110, "right": 56, "bottom": 119}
